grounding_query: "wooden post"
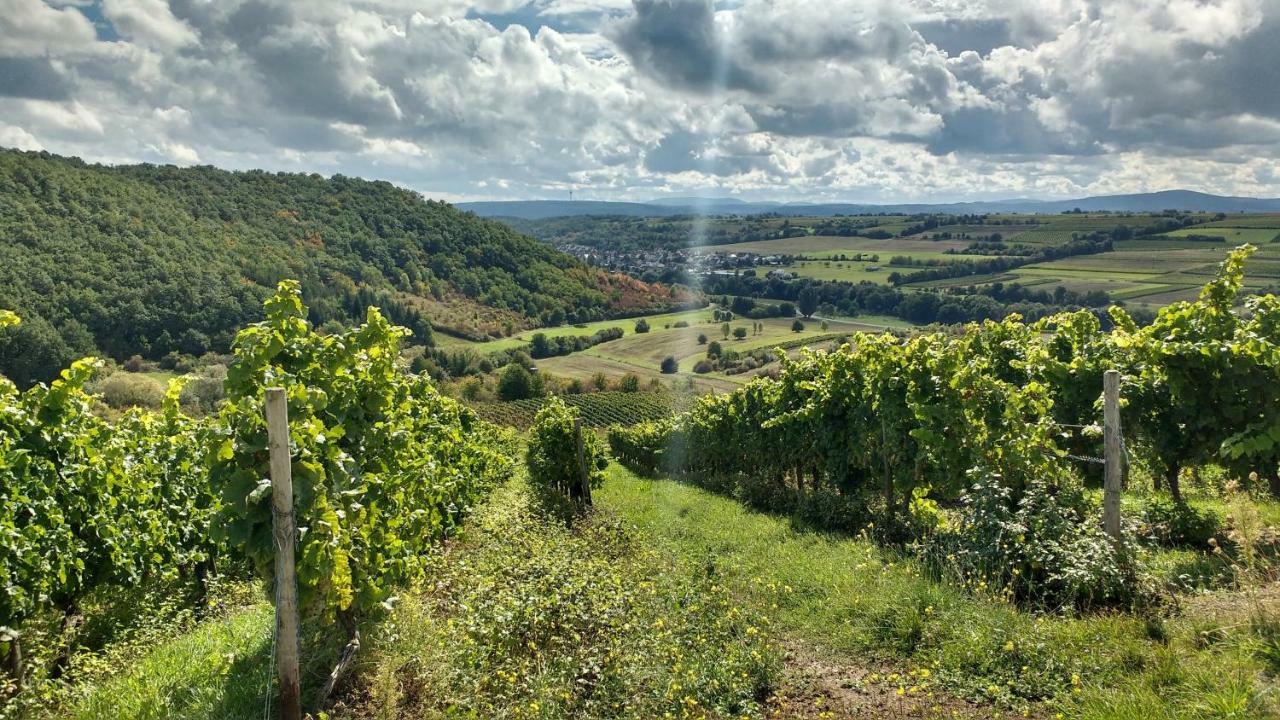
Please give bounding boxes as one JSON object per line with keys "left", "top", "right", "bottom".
{"left": 3, "top": 629, "right": 21, "bottom": 692}
{"left": 574, "top": 417, "right": 592, "bottom": 506}
{"left": 1103, "top": 370, "right": 1123, "bottom": 542}
{"left": 266, "top": 388, "right": 302, "bottom": 720}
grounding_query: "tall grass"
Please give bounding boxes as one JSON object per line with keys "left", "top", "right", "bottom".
{"left": 599, "top": 466, "right": 1280, "bottom": 718}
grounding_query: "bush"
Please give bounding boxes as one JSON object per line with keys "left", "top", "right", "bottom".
{"left": 706, "top": 341, "right": 722, "bottom": 358}
{"left": 526, "top": 397, "right": 607, "bottom": 510}
{"left": 925, "top": 475, "right": 1148, "bottom": 610}
{"left": 791, "top": 320, "right": 805, "bottom": 332}
{"left": 1142, "top": 497, "right": 1220, "bottom": 548}
{"left": 660, "top": 356, "right": 678, "bottom": 374}
{"left": 498, "top": 363, "right": 538, "bottom": 400}
{"left": 733, "top": 327, "right": 748, "bottom": 340}
{"left": 634, "top": 319, "right": 650, "bottom": 333}
{"left": 618, "top": 373, "right": 641, "bottom": 393}
{"left": 693, "top": 360, "right": 714, "bottom": 374}
{"left": 697, "top": 333, "right": 708, "bottom": 344}
{"left": 673, "top": 320, "right": 689, "bottom": 328}
{"left": 95, "top": 371, "right": 166, "bottom": 409}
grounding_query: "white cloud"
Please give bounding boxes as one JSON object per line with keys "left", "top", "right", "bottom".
{"left": 102, "top": 0, "right": 199, "bottom": 49}
{"left": 0, "top": 124, "right": 42, "bottom": 150}
{"left": 0, "top": 0, "right": 1277, "bottom": 201}
{"left": 0, "top": 0, "right": 98, "bottom": 55}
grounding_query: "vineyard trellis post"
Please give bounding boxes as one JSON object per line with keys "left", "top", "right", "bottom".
{"left": 574, "top": 417, "right": 592, "bottom": 506}
{"left": 266, "top": 388, "right": 302, "bottom": 720}
{"left": 1103, "top": 370, "right": 1123, "bottom": 542}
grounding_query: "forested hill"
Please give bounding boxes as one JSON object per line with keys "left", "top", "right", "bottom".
{"left": 0, "top": 149, "right": 684, "bottom": 386}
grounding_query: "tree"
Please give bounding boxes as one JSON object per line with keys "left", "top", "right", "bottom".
{"left": 498, "top": 363, "right": 537, "bottom": 400}
{"left": 733, "top": 327, "right": 748, "bottom": 340}
{"left": 530, "top": 332, "right": 552, "bottom": 358}
{"left": 792, "top": 320, "right": 805, "bottom": 332}
{"left": 798, "top": 287, "right": 821, "bottom": 318}
{"left": 707, "top": 341, "right": 723, "bottom": 358}
{"left": 660, "top": 356, "right": 679, "bottom": 374}
{"left": 635, "top": 319, "right": 651, "bottom": 333}
{"left": 722, "top": 323, "right": 731, "bottom": 339}
{"left": 697, "top": 333, "right": 708, "bottom": 345}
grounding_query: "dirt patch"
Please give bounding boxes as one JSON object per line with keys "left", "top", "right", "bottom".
{"left": 767, "top": 640, "right": 1033, "bottom": 719}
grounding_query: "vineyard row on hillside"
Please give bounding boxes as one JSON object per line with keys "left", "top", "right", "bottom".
{"left": 611, "top": 245, "right": 1280, "bottom": 609}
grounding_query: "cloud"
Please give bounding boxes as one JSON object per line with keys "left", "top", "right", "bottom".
{"left": 0, "top": 0, "right": 1277, "bottom": 202}
{"left": 0, "top": 123, "right": 42, "bottom": 150}
{"left": 102, "top": 0, "right": 199, "bottom": 49}
{"left": 0, "top": 0, "right": 99, "bottom": 55}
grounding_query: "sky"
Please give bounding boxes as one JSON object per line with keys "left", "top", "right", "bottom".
{"left": 0, "top": 0, "right": 1278, "bottom": 203}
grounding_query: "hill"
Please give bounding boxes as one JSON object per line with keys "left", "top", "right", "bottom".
{"left": 457, "top": 190, "right": 1280, "bottom": 219}
{"left": 0, "top": 149, "right": 685, "bottom": 385}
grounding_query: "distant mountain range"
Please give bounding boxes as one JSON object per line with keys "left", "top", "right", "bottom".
{"left": 457, "top": 190, "right": 1280, "bottom": 219}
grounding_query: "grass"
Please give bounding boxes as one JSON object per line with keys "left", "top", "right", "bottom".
{"left": 339, "top": 476, "right": 779, "bottom": 719}
{"left": 598, "top": 465, "right": 1280, "bottom": 719}
{"left": 1161, "top": 228, "right": 1280, "bottom": 244}
{"left": 63, "top": 605, "right": 272, "bottom": 720}
{"left": 531, "top": 311, "right": 907, "bottom": 393}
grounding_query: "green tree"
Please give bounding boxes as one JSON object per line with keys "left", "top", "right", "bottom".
{"left": 498, "top": 363, "right": 537, "bottom": 400}
{"left": 792, "top": 320, "right": 805, "bottom": 332}
{"left": 733, "top": 327, "right": 748, "bottom": 340}
{"left": 660, "top": 356, "right": 679, "bottom": 374}
{"left": 798, "top": 287, "right": 821, "bottom": 318}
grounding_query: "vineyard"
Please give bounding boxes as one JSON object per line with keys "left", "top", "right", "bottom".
{"left": 612, "top": 245, "right": 1280, "bottom": 608}
{"left": 2, "top": 249, "right": 1280, "bottom": 719}
{"left": 471, "top": 390, "right": 678, "bottom": 429}
{"left": 0, "top": 283, "right": 514, "bottom": 717}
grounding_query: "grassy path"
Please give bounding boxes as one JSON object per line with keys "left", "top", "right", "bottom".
{"left": 598, "top": 466, "right": 1280, "bottom": 720}
{"left": 40, "top": 467, "right": 1280, "bottom": 719}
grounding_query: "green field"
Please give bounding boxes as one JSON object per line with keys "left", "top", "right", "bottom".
{"left": 1161, "top": 227, "right": 1280, "bottom": 244}
{"left": 518, "top": 308, "right": 908, "bottom": 394}
{"left": 697, "top": 234, "right": 971, "bottom": 257}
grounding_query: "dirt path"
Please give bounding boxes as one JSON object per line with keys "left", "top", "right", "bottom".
{"left": 767, "top": 640, "right": 1032, "bottom": 720}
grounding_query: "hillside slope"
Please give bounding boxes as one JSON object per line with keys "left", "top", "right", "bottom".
{"left": 0, "top": 149, "right": 683, "bottom": 385}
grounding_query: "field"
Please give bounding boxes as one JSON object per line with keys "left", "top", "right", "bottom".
{"left": 470, "top": 391, "right": 681, "bottom": 428}
{"left": 469, "top": 306, "right": 915, "bottom": 395}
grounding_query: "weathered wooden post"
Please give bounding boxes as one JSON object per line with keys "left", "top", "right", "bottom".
{"left": 574, "top": 417, "right": 592, "bottom": 506}
{"left": 1103, "top": 370, "right": 1123, "bottom": 542}
{"left": 3, "top": 629, "right": 21, "bottom": 692}
{"left": 266, "top": 388, "right": 302, "bottom": 720}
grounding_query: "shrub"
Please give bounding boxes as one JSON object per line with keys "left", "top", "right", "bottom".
{"left": 95, "top": 371, "right": 166, "bottom": 409}
{"left": 498, "top": 363, "right": 538, "bottom": 400}
{"left": 673, "top": 320, "right": 689, "bottom": 328}
{"left": 706, "top": 341, "right": 723, "bottom": 358}
{"left": 791, "top": 320, "right": 805, "bottom": 332}
{"left": 697, "top": 333, "right": 708, "bottom": 344}
{"left": 618, "top": 373, "right": 641, "bottom": 393}
{"left": 693, "top": 360, "right": 714, "bottom": 374}
{"left": 526, "top": 397, "right": 607, "bottom": 510}
{"left": 925, "top": 475, "right": 1148, "bottom": 610}
{"left": 660, "top": 356, "right": 678, "bottom": 374}
{"left": 733, "top": 327, "right": 748, "bottom": 340}
{"left": 1141, "top": 497, "right": 1220, "bottom": 548}
{"left": 634, "top": 319, "right": 650, "bottom": 333}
